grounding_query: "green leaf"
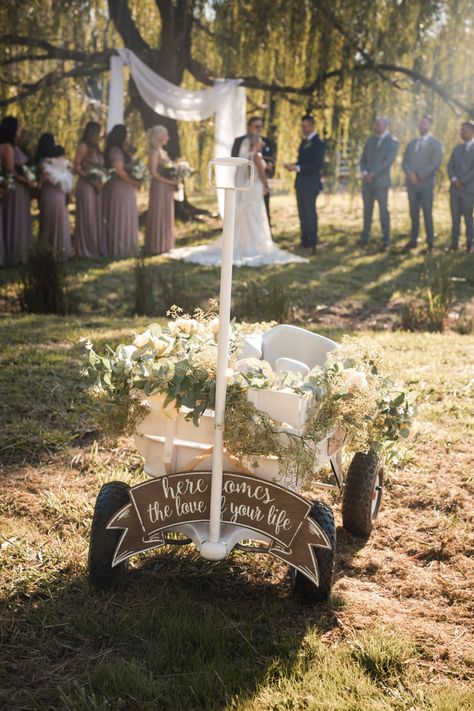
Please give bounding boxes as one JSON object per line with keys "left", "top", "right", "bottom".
{"left": 392, "top": 392, "right": 406, "bottom": 407}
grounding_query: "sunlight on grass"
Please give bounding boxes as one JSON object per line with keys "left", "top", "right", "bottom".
{"left": 0, "top": 194, "right": 473, "bottom": 709}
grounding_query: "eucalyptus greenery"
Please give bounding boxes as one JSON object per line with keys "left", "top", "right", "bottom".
{"left": 85, "top": 313, "right": 416, "bottom": 483}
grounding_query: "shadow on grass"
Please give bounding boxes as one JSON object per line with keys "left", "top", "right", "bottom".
{"left": 0, "top": 549, "right": 340, "bottom": 710}
{"left": 0, "top": 316, "right": 129, "bottom": 467}
{"left": 1, "top": 225, "right": 472, "bottom": 323}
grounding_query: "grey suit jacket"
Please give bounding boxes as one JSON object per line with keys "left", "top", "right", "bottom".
{"left": 447, "top": 143, "right": 474, "bottom": 196}
{"left": 402, "top": 135, "right": 444, "bottom": 189}
{"left": 360, "top": 134, "right": 399, "bottom": 188}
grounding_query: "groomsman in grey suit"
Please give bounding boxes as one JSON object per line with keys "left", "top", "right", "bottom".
{"left": 447, "top": 120, "right": 474, "bottom": 253}
{"left": 359, "top": 116, "right": 399, "bottom": 250}
{"left": 402, "top": 115, "right": 444, "bottom": 253}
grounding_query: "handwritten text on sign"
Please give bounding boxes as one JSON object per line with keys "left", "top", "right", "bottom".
{"left": 107, "top": 472, "right": 330, "bottom": 586}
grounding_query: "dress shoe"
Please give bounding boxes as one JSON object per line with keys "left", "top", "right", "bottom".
{"left": 421, "top": 246, "right": 434, "bottom": 255}
{"left": 402, "top": 242, "right": 417, "bottom": 253}
{"left": 447, "top": 245, "right": 458, "bottom": 252}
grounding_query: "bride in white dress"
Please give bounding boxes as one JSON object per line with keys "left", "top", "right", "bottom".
{"left": 169, "top": 136, "right": 307, "bottom": 267}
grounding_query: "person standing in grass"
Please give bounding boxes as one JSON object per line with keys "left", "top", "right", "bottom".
{"left": 447, "top": 120, "right": 474, "bottom": 253}
{"left": 35, "top": 133, "right": 73, "bottom": 260}
{"left": 0, "top": 116, "right": 34, "bottom": 265}
{"left": 402, "top": 115, "right": 444, "bottom": 254}
{"left": 102, "top": 124, "right": 139, "bottom": 259}
{"left": 359, "top": 116, "right": 399, "bottom": 251}
{"left": 284, "top": 114, "right": 325, "bottom": 254}
{"left": 74, "top": 121, "right": 105, "bottom": 258}
{"left": 145, "top": 125, "right": 178, "bottom": 255}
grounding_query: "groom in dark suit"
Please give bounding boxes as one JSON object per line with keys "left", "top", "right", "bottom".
{"left": 284, "top": 115, "right": 325, "bottom": 252}
{"left": 231, "top": 116, "right": 276, "bottom": 221}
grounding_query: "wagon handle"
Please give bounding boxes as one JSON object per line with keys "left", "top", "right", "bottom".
{"left": 201, "top": 157, "right": 254, "bottom": 561}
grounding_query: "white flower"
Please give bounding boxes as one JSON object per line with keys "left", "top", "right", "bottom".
{"left": 208, "top": 317, "right": 220, "bottom": 337}
{"left": 168, "top": 317, "right": 199, "bottom": 336}
{"left": 235, "top": 357, "right": 272, "bottom": 374}
{"left": 133, "top": 330, "right": 153, "bottom": 348}
{"left": 133, "top": 330, "right": 173, "bottom": 355}
{"left": 340, "top": 368, "right": 368, "bottom": 389}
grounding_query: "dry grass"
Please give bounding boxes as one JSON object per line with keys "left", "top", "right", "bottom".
{"left": 0, "top": 193, "right": 473, "bottom": 709}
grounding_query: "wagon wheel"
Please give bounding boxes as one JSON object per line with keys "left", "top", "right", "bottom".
{"left": 341, "top": 451, "right": 384, "bottom": 538}
{"left": 290, "top": 501, "right": 336, "bottom": 604}
{"left": 88, "top": 481, "right": 130, "bottom": 590}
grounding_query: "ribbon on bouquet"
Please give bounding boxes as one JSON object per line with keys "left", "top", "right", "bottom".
{"left": 107, "top": 471, "right": 330, "bottom": 586}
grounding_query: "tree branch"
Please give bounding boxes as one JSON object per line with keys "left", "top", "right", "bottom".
{"left": 187, "top": 60, "right": 474, "bottom": 118}
{"left": 0, "top": 34, "right": 111, "bottom": 64}
{"left": 107, "top": 0, "right": 150, "bottom": 52}
{"left": 313, "top": 2, "right": 403, "bottom": 91}
{"left": 0, "top": 53, "right": 51, "bottom": 66}
{"left": 0, "top": 63, "right": 108, "bottom": 107}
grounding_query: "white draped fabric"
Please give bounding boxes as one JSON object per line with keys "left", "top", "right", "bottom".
{"left": 107, "top": 49, "right": 246, "bottom": 178}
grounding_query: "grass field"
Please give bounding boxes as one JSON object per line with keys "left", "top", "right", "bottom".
{"left": 0, "top": 192, "right": 473, "bottom": 709}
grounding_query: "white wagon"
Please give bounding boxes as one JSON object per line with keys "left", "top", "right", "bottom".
{"left": 88, "top": 160, "right": 383, "bottom": 603}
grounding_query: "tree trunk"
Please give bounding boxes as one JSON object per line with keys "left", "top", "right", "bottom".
{"left": 107, "top": 0, "right": 210, "bottom": 219}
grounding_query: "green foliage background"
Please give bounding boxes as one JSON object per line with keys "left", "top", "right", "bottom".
{"left": 1, "top": 0, "right": 473, "bottom": 190}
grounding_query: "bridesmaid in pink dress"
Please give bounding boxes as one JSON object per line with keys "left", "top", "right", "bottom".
{"left": 102, "top": 124, "right": 139, "bottom": 258}
{"left": 35, "top": 133, "right": 72, "bottom": 260}
{"left": 0, "top": 116, "right": 34, "bottom": 265}
{"left": 74, "top": 121, "right": 104, "bottom": 258}
{"left": 145, "top": 125, "right": 178, "bottom": 254}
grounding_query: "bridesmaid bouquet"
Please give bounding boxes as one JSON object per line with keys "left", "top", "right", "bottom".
{"left": 159, "top": 159, "right": 194, "bottom": 181}
{"left": 85, "top": 167, "right": 109, "bottom": 185}
{"left": 0, "top": 170, "right": 16, "bottom": 193}
{"left": 127, "top": 159, "right": 147, "bottom": 182}
{"left": 18, "top": 164, "right": 38, "bottom": 184}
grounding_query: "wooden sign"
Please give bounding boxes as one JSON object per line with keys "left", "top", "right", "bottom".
{"left": 107, "top": 472, "right": 330, "bottom": 586}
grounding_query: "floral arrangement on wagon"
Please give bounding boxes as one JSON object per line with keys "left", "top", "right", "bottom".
{"left": 85, "top": 306, "right": 415, "bottom": 483}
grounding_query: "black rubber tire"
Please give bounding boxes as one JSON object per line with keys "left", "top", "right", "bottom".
{"left": 342, "top": 450, "right": 384, "bottom": 538}
{"left": 88, "top": 481, "right": 131, "bottom": 590}
{"left": 290, "top": 501, "right": 336, "bottom": 604}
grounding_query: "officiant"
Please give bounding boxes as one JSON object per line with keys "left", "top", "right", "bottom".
{"left": 232, "top": 116, "right": 276, "bottom": 221}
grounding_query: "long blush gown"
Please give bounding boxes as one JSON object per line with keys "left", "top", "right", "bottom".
{"left": 39, "top": 160, "right": 71, "bottom": 259}
{"left": 75, "top": 144, "right": 104, "bottom": 257}
{"left": 102, "top": 147, "right": 138, "bottom": 258}
{"left": 145, "top": 149, "right": 175, "bottom": 254}
{"left": 1, "top": 145, "right": 33, "bottom": 264}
